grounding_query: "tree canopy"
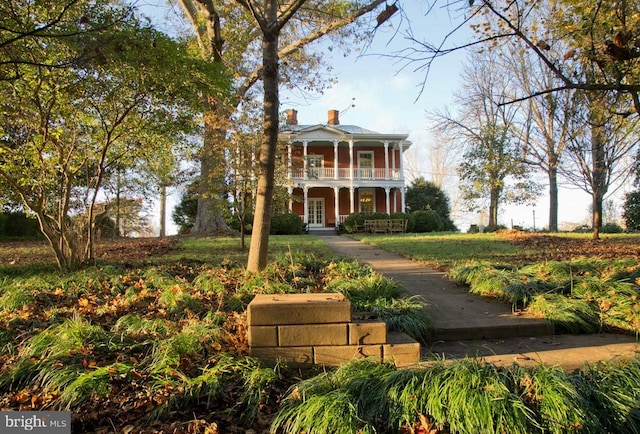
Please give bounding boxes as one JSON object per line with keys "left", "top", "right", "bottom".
{"left": 405, "top": 176, "right": 456, "bottom": 230}
{"left": 0, "top": 0, "right": 225, "bottom": 269}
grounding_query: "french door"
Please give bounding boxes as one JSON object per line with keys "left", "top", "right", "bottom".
{"left": 308, "top": 198, "right": 325, "bottom": 227}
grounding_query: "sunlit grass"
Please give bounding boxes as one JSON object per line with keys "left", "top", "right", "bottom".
{"left": 156, "top": 235, "right": 337, "bottom": 267}
{"left": 273, "top": 358, "right": 640, "bottom": 434}
{"left": 353, "top": 232, "right": 532, "bottom": 268}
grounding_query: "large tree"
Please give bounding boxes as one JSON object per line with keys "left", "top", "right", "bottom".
{"left": 562, "top": 91, "right": 638, "bottom": 239}
{"left": 175, "top": 0, "right": 389, "bottom": 270}
{"left": 401, "top": 0, "right": 638, "bottom": 234}
{"left": 405, "top": 176, "right": 456, "bottom": 230}
{"left": 176, "top": 1, "right": 386, "bottom": 235}
{"left": 495, "top": 1, "right": 580, "bottom": 232}
{"left": 433, "top": 51, "right": 539, "bottom": 229}
{"left": 416, "top": 0, "right": 640, "bottom": 116}
{"left": 0, "top": 2, "right": 217, "bottom": 269}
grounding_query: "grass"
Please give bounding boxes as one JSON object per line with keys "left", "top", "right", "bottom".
{"left": 0, "top": 235, "right": 432, "bottom": 431}
{"left": 2, "top": 232, "right": 640, "bottom": 432}
{"left": 448, "top": 257, "right": 640, "bottom": 334}
{"left": 155, "top": 235, "right": 336, "bottom": 267}
{"left": 273, "top": 358, "right": 640, "bottom": 433}
{"left": 354, "top": 232, "right": 532, "bottom": 268}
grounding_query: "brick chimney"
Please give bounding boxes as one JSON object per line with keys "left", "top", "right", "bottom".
{"left": 286, "top": 109, "right": 298, "bottom": 125}
{"left": 328, "top": 109, "right": 339, "bottom": 125}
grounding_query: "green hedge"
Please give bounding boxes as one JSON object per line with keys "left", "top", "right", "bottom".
{"left": 0, "top": 212, "right": 42, "bottom": 239}
{"left": 270, "top": 213, "right": 304, "bottom": 235}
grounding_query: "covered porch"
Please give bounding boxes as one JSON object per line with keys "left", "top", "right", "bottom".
{"left": 288, "top": 186, "right": 405, "bottom": 228}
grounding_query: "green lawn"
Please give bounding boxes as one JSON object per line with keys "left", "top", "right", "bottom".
{"left": 155, "top": 234, "right": 338, "bottom": 266}
{"left": 352, "top": 232, "right": 534, "bottom": 268}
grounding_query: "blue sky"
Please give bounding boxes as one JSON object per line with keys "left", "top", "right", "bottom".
{"left": 143, "top": 0, "right": 599, "bottom": 233}
{"left": 278, "top": 2, "right": 596, "bottom": 231}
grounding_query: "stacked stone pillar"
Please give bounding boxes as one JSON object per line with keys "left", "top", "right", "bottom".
{"left": 248, "top": 293, "right": 420, "bottom": 367}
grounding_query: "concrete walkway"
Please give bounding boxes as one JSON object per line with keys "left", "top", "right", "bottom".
{"left": 321, "top": 235, "right": 639, "bottom": 370}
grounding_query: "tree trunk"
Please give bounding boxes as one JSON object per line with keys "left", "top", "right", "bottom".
{"left": 159, "top": 184, "right": 167, "bottom": 237}
{"left": 192, "top": 98, "right": 231, "bottom": 234}
{"left": 592, "top": 194, "right": 602, "bottom": 240}
{"left": 115, "top": 169, "right": 122, "bottom": 237}
{"left": 548, "top": 165, "right": 559, "bottom": 232}
{"left": 247, "top": 3, "right": 279, "bottom": 273}
{"left": 488, "top": 187, "right": 500, "bottom": 229}
{"left": 590, "top": 98, "right": 607, "bottom": 241}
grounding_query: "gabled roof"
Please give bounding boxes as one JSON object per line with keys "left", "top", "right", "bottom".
{"left": 279, "top": 122, "right": 410, "bottom": 144}
{"left": 283, "top": 124, "right": 380, "bottom": 135}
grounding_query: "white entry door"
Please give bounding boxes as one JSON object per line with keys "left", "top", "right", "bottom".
{"left": 308, "top": 198, "right": 325, "bottom": 227}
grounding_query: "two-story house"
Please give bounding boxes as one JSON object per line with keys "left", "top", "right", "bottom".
{"left": 279, "top": 109, "right": 411, "bottom": 230}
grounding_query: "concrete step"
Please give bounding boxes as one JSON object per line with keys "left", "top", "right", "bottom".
{"left": 424, "top": 333, "right": 640, "bottom": 371}
{"left": 320, "top": 235, "right": 640, "bottom": 369}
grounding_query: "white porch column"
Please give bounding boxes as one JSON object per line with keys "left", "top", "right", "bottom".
{"left": 349, "top": 187, "right": 355, "bottom": 214}
{"left": 303, "top": 186, "right": 309, "bottom": 225}
{"left": 334, "top": 186, "right": 340, "bottom": 227}
{"left": 384, "top": 141, "right": 389, "bottom": 180}
{"left": 393, "top": 189, "right": 397, "bottom": 213}
{"left": 349, "top": 140, "right": 354, "bottom": 180}
{"left": 385, "top": 187, "right": 391, "bottom": 215}
{"left": 288, "top": 187, "right": 293, "bottom": 212}
{"left": 287, "top": 143, "right": 292, "bottom": 179}
{"left": 392, "top": 143, "right": 397, "bottom": 179}
{"left": 398, "top": 141, "right": 405, "bottom": 180}
{"left": 401, "top": 186, "right": 406, "bottom": 213}
{"left": 333, "top": 140, "right": 339, "bottom": 180}
{"left": 302, "top": 140, "right": 309, "bottom": 180}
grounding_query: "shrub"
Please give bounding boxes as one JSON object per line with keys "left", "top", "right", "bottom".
{"left": 391, "top": 212, "right": 415, "bottom": 232}
{"left": 0, "top": 212, "right": 42, "bottom": 239}
{"left": 601, "top": 223, "right": 623, "bottom": 233}
{"left": 228, "top": 213, "right": 254, "bottom": 234}
{"left": 270, "top": 213, "right": 304, "bottom": 235}
{"left": 623, "top": 191, "right": 640, "bottom": 231}
{"left": 411, "top": 210, "right": 444, "bottom": 232}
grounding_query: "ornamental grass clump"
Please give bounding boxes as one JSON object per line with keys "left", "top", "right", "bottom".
{"left": 573, "top": 359, "right": 640, "bottom": 432}
{"left": 150, "top": 353, "right": 279, "bottom": 423}
{"left": 327, "top": 272, "right": 406, "bottom": 303}
{"left": 272, "top": 358, "right": 640, "bottom": 434}
{"left": 356, "top": 297, "right": 433, "bottom": 343}
{"left": 448, "top": 258, "right": 640, "bottom": 335}
{"left": 431, "top": 359, "right": 535, "bottom": 433}
{"left": 272, "top": 360, "right": 389, "bottom": 434}
{"left": 527, "top": 294, "right": 600, "bottom": 333}
{"left": 54, "top": 362, "right": 132, "bottom": 410}
{"left": 0, "top": 316, "right": 117, "bottom": 398}
{"left": 510, "top": 364, "right": 594, "bottom": 433}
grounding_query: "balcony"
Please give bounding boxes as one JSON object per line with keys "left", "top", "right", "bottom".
{"left": 290, "top": 167, "right": 402, "bottom": 181}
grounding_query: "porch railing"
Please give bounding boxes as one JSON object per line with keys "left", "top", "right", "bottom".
{"left": 290, "top": 168, "right": 401, "bottom": 181}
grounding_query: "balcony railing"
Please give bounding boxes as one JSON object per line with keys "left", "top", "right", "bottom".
{"left": 290, "top": 167, "right": 401, "bottom": 181}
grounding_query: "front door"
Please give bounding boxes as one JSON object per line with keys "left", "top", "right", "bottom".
{"left": 308, "top": 198, "right": 324, "bottom": 227}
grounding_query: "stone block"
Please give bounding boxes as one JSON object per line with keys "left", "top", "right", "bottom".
{"left": 383, "top": 332, "right": 421, "bottom": 367}
{"left": 250, "top": 346, "right": 313, "bottom": 367}
{"left": 279, "top": 324, "right": 348, "bottom": 347}
{"left": 349, "top": 320, "right": 387, "bottom": 345}
{"left": 247, "top": 293, "right": 352, "bottom": 326}
{"left": 248, "top": 325, "right": 278, "bottom": 347}
{"left": 314, "top": 345, "right": 383, "bottom": 366}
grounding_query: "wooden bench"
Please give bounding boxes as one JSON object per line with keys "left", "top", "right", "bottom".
{"left": 363, "top": 219, "right": 407, "bottom": 234}
{"left": 389, "top": 219, "right": 407, "bottom": 233}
